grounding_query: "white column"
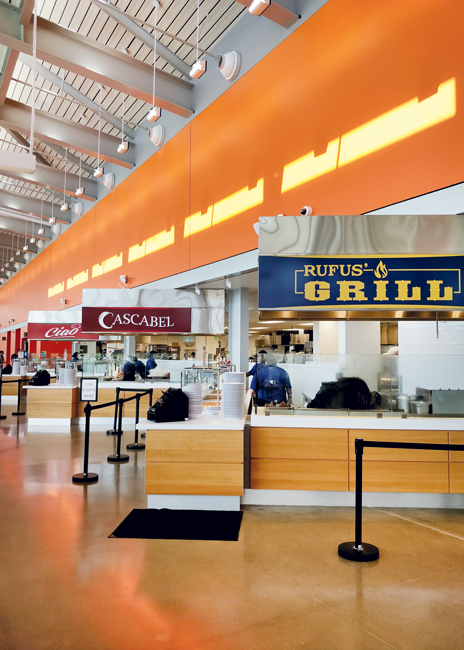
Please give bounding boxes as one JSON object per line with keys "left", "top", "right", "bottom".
{"left": 124, "top": 335, "right": 136, "bottom": 358}
{"left": 313, "top": 321, "right": 340, "bottom": 354}
{"left": 339, "top": 321, "right": 380, "bottom": 354}
{"left": 228, "top": 288, "right": 249, "bottom": 373}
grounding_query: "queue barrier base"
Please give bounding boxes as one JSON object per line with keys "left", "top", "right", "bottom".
{"left": 126, "top": 442, "right": 145, "bottom": 451}
{"left": 107, "top": 453, "right": 130, "bottom": 463}
{"left": 338, "top": 541, "right": 379, "bottom": 562}
{"left": 72, "top": 472, "right": 99, "bottom": 484}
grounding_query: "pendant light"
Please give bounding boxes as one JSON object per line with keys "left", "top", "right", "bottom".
{"left": 30, "top": 216, "right": 36, "bottom": 244}
{"left": 61, "top": 148, "right": 69, "bottom": 210}
{"left": 76, "top": 153, "right": 84, "bottom": 196}
{"left": 38, "top": 197, "right": 45, "bottom": 235}
{"left": 147, "top": 1, "right": 161, "bottom": 123}
{"left": 190, "top": 0, "right": 206, "bottom": 79}
{"left": 23, "top": 221, "right": 29, "bottom": 251}
{"left": 16, "top": 234, "right": 21, "bottom": 256}
{"left": 49, "top": 193, "right": 56, "bottom": 224}
{"left": 117, "top": 95, "right": 128, "bottom": 153}
{"left": 94, "top": 85, "right": 104, "bottom": 177}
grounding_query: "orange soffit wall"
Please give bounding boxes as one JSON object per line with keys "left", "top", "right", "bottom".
{"left": 281, "top": 79, "right": 456, "bottom": 193}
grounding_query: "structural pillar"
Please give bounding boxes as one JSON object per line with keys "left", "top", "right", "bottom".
{"left": 124, "top": 335, "right": 136, "bottom": 359}
{"left": 228, "top": 288, "right": 249, "bottom": 373}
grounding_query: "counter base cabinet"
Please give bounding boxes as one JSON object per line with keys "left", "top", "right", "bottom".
{"left": 27, "top": 388, "right": 79, "bottom": 419}
{"left": 251, "top": 459, "right": 349, "bottom": 491}
{"left": 145, "top": 429, "right": 244, "bottom": 497}
{"left": 251, "top": 427, "right": 464, "bottom": 494}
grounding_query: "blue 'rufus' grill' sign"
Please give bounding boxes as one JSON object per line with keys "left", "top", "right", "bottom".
{"left": 258, "top": 254, "right": 464, "bottom": 310}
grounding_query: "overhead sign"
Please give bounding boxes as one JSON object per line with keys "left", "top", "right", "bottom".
{"left": 259, "top": 254, "right": 464, "bottom": 310}
{"left": 27, "top": 322, "right": 99, "bottom": 340}
{"left": 81, "top": 307, "right": 192, "bottom": 333}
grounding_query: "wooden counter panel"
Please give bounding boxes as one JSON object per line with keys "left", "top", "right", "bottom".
{"left": 250, "top": 459, "right": 348, "bottom": 491}
{"left": 27, "top": 402, "right": 77, "bottom": 418}
{"left": 449, "top": 432, "right": 464, "bottom": 462}
{"left": 449, "top": 463, "right": 464, "bottom": 493}
{"left": 2, "top": 380, "right": 28, "bottom": 395}
{"left": 349, "top": 461, "right": 449, "bottom": 493}
{"left": 77, "top": 388, "right": 118, "bottom": 417}
{"left": 349, "top": 430, "right": 448, "bottom": 461}
{"left": 251, "top": 427, "right": 348, "bottom": 460}
{"left": 146, "top": 430, "right": 243, "bottom": 464}
{"left": 27, "top": 388, "right": 78, "bottom": 404}
{"left": 146, "top": 462, "right": 243, "bottom": 496}
{"left": 123, "top": 392, "right": 153, "bottom": 418}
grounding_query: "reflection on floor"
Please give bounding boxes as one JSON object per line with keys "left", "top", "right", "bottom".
{"left": 1, "top": 405, "right": 464, "bottom": 649}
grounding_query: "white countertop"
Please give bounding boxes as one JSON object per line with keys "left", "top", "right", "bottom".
{"left": 97, "top": 380, "right": 179, "bottom": 390}
{"left": 137, "top": 414, "right": 246, "bottom": 431}
{"left": 25, "top": 384, "right": 79, "bottom": 390}
{"left": 250, "top": 414, "right": 464, "bottom": 431}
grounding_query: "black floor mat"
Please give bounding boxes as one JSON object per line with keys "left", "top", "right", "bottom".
{"left": 109, "top": 508, "right": 243, "bottom": 541}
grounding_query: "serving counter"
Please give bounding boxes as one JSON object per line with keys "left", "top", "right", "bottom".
{"left": 137, "top": 408, "right": 464, "bottom": 510}
{"left": 26, "top": 385, "right": 80, "bottom": 430}
{"left": 138, "top": 414, "right": 245, "bottom": 511}
{"left": 242, "top": 415, "right": 464, "bottom": 508}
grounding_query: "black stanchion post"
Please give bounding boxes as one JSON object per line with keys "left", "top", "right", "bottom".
{"left": 12, "top": 378, "right": 25, "bottom": 416}
{"left": 0, "top": 378, "right": 6, "bottom": 420}
{"left": 73, "top": 402, "right": 99, "bottom": 484}
{"left": 338, "top": 438, "right": 379, "bottom": 562}
{"left": 141, "top": 388, "right": 153, "bottom": 439}
{"left": 108, "top": 399, "right": 129, "bottom": 463}
{"left": 127, "top": 392, "right": 145, "bottom": 451}
{"left": 107, "top": 387, "right": 120, "bottom": 435}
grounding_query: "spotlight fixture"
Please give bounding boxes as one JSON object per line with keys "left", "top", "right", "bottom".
{"left": 23, "top": 244, "right": 28, "bottom": 252}
{"left": 225, "top": 277, "right": 232, "bottom": 289}
{"left": 93, "top": 167, "right": 104, "bottom": 178}
{"left": 117, "top": 141, "right": 129, "bottom": 154}
{"left": 195, "top": 285, "right": 200, "bottom": 295}
{"left": 16, "top": 249, "right": 21, "bottom": 256}
{"left": 75, "top": 187, "right": 84, "bottom": 197}
{"left": 61, "top": 202, "right": 69, "bottom": 212}
{"left": 249, "top": 0, "right": 270, "bottom": 16}
{"left": 101, "top": 173, "right": 115, "bottom": 190}
{"left": 119, "top": 274, "right": 129, "bottom": 286}
{"left": 216, "top": 52, "right": 241, "bottom": 81}
{"left": 122, "top": 47, "right": 129, "bottom": 54}
{"left": 147, "top": 106, "right": 161, "bottom": 122}
{"left": 30, "top": 237, "right": 36, "bottom": 244}
{"left": 300, "top": 206, "right": 313, "bottom": 216}
{"left": 49, "top": 216, "right": 56, "bottom": 224}
{"left": 148, "top": 125, "right": 165, "bottom": 147}
{"left": 60, "top": 298, "right": 67, "bottom": 305}
{"left": 118, "top": 95, "right": 128, "bottom": 153}
{"left": 190, "top": 60, "right": 206, "bottom": 79}
{"left": 38, "top": 227, "right": 45, "bottom": 235}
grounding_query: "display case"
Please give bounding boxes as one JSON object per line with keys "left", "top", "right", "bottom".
{"left": 182, "top": 366, "right": 237, "bottom": 405}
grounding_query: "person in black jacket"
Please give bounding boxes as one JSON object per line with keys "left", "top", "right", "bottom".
{"left": 309, "top": 377, "right": 381, "bottom": 410}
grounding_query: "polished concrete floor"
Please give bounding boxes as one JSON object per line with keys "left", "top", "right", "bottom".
{"left": 1, "top": 405, "right": 464, "bottom": 649}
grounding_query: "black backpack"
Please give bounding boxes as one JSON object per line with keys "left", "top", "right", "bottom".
{"left": 2, "top": 364, "right": 12, "bottom": 375}
{"left": 147, "top": 388, "right": 189, "bottom": 422}
{"left": 29, "top": 369, "right": 51, "bottom": 386}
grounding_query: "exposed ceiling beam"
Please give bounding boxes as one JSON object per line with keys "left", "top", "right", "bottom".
{"left": 0, "top": 212, "right": 51, "bottom": 240}
{"left": 19, "top": 0, "right": 34, "bottom": 27}
{"left": 18, "top": 53, "right": 136, "bottom": 141}
{"left": 44, "top": 143, "right": 95, "bottom": 174}
{"left": 0, "top": 10, "right": 193, "bottom": 118}
{"left": 0, "top": 49, "right": 18, "bottom": 107}
{"left": 0, "top": 99, "right": 134, "bottom": 168}
{"left": 0, "top": 188, "right": 72, "bottom": 225}
{"left": 89, "top": 0, "right": 193, "bottom": 79}
{"left": 0, "top": 1, "right": 20, "bottom": 106}
{"left": 235, "top": 0, "right": 299, "bottom": 28}
{"left": 0, "top": 162, "right": 97, "bottom": 201}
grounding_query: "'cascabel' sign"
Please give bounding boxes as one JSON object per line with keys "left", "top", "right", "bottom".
{"left": 258, "top": 255, "right": 464, "bottom": 310}
{"left": 81, "top": 307, "right": 192, "bottom": 333}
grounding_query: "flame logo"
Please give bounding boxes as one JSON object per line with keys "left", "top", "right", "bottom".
{"left": 374, "top": 261, "right": 388, "bottom": 279}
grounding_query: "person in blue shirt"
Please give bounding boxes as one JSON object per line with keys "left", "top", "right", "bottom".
{"left": 247, "top": 350, "right": 267, "bottom": 378}
{"left": 123, "top": 359, "right": 136, "bottom": 381}
{"left": 134, "top": 359, "right": 147, "bottom": 379}
{"left": 250, "top": 354, "right": 292, "bottom": 406}
{"left": 146, "top": 351, "right": 157, "bottom": 374}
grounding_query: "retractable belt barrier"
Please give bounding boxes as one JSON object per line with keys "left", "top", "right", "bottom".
{"left": 72, "top": 388, "right": 153, "bottom": 485}
{"left": 339, "top": 438, "right": 464, "bottom": 562}
{"left": 0, "top": 377, "right": 27, "bottom": 418}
